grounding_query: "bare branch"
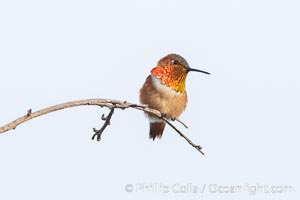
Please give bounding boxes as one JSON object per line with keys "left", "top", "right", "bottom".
{"left": 0, "top": 99, "right": 205, "bottom": 155}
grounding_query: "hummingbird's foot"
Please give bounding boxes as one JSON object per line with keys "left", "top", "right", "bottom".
{"left": 159, "top": 112, "right": 167, "bottom": 119}
{"left": 171, "top": 117, "right": 176, "bottom": 121}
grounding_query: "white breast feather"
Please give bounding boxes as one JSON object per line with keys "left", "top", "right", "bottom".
{"left": 151, "top": 75, "right": 181, "bottom": 97}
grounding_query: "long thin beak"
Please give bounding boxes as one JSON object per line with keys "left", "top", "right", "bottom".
{"left": 188, "top": 68, "right": 210, "bottom": 75}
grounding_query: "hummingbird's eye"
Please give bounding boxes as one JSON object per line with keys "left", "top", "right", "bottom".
{"left": 172, "top": 60, "right": 179, "bottom": 65}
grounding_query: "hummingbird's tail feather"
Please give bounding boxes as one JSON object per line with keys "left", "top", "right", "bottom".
{"left": 149, "top": 122, "right": 166, "bottom": 140}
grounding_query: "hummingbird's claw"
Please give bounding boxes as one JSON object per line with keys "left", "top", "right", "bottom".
{"left": 160, "top": 112, "right": 167, "bottom": 119}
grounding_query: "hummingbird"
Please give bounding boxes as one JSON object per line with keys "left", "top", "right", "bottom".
{"left": 140, "top": 53, "right": 210, "bottom": 140}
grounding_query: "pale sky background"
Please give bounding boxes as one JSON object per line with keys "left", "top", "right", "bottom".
{"left": 0, "top": 0, "right": 299, "bottom": 199}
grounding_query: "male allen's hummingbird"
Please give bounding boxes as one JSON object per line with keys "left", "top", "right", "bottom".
{"left": 140, "top": 54, "right": 210, "bottom": 140}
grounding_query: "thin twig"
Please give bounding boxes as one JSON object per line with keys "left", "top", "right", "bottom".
{"left": 164, "top": 118, "right": 204, "bottom": 155}
{"left": 0, "top": 99, "right": 205, "bottom": 155}
{"left": 172, "top": 118, "right": 188, "bottom": 129}
{"left": 92, "top": 108, "right": 114, "bottom": 141}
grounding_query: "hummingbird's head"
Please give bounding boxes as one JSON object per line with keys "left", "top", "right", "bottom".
{"left": 151, "top": 54, "right": 210, "bottom": 93}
